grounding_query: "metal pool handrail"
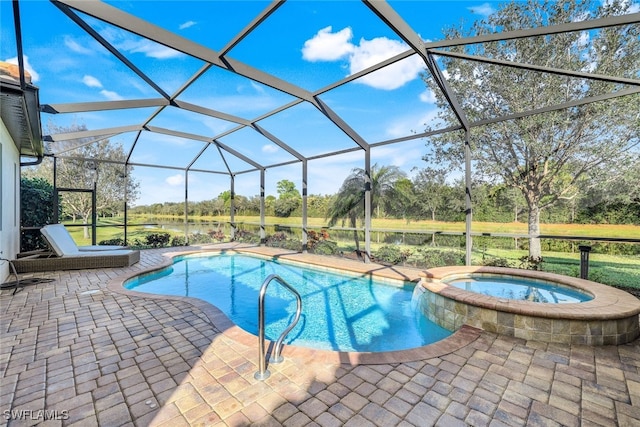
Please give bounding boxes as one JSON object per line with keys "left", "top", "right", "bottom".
{"left": 254, "top": 274, "right": 302, "bottom": 381}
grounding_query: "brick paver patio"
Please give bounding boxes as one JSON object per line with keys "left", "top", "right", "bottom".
{"left": 1, "top": 246, "right": 639, "bottom": 426}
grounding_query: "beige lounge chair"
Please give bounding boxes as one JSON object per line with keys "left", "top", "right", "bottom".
{"left": 41, "top": 224, "right": 128, "bottom": 254}
{"left": 13, "top": 224, "right": 140, "bottom": 273}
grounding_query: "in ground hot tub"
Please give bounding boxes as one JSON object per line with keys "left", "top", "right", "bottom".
{"left": 416, "top": 266, "right": 640, "bottom": 345}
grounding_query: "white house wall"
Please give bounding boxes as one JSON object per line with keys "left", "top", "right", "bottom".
{"left": 0, "top": 119, "right": 20, "bottom": 283}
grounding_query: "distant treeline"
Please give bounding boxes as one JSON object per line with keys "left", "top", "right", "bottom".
{"left": 129, "top": 182, "right": 640, "bottom": 225}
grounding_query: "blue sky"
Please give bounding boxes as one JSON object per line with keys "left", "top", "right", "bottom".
{"left": 2, "top": 0, "right": 505, "bottom": 206}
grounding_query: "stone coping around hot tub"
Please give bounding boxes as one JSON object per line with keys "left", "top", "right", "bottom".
{"left": 107, "top": 245, "right": 481, "bottom": 366}
{"left": 420, "top": 266, "right": 640, "bottom": 321}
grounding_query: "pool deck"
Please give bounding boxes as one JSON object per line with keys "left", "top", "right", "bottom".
{"left": 1, "top": 244, "right": 639, "bottom": 426}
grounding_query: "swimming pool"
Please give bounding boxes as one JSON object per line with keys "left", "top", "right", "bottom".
{"left": 446, "top": 276, "right": 592, "bottom": 303}
{"left": 125, "top": 252, "right": 452, "bottom": 352}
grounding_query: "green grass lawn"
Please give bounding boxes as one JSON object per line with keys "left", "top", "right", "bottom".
{"left": 476, "top": 248, "right": 640, "bottom": 290}
{"left": 65, "top": 220, "right": 168, "bottom": 246}
{"left": 216, "top": 215, "right": 640, "bottom": 238}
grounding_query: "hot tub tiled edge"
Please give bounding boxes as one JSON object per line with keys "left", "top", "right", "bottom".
{"left": 417, "top": 266, "right": 640, "bottom": 345}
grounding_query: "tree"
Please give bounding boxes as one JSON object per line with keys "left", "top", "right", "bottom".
{"left": 326, "top": 164, "right": 406, "bottom": 257}
{"left": 274, "top": 179, "right": 301, "bottom": 217}
{"left": 588, "top": 156, "right": 640, "bottom": 208}
{"left": 307, "top": 194, "right": 331, "bottom": 218}
{"left": 276, "top": 179, "right": 300, "bottom": 199}
{"left": 23, "top": 124, "right": 140, "bottom": 238}
{"left": 574, "top": 156, "right": 640, "bottom": 224}
{"left": 384, "top": 178, "right": 415, "bottom": 221}
{"left": 422, "top": 0, "right": 640, "bottom": 259}
{"left": 412, "top": 167, "right": 451, "bottom": 221}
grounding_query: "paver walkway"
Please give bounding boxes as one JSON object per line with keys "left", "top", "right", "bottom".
{"left": 1, "top": 246, "right": 639, "bottom": 426}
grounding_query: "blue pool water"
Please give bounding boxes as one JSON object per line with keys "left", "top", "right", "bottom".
{"left": 125, "top": 253, "right": 451, "bottom": 352}
{"left": 447, "top": 276, "right": 593, "bottom": 303}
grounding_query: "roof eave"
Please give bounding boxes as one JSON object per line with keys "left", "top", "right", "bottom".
{"left": 0, "top": 75, "right": 44, "bottom": 159}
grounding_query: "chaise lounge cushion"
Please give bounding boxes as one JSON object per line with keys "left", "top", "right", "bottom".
{"left": 41, "top": 224, "right": 128, "bottom": 256}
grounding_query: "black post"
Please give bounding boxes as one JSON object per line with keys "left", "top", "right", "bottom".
{"left": 579, "top": 245, "right": 591, "bottom": 279}
{"left": 92, "top": 181, "right": 97, "bottom": 246}
{"left": 53, "top": 157, "right": 59, "bottom": 223}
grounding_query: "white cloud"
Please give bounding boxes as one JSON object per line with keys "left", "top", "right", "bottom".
{"left": 349, "top": 39, "right": 424, "bottom": 90}
{"left": 385, "top": 109, "right": 440, "bottom": 139}
{"left": 166, "top": 174, "right": 185, "bottom": 186}
{"left": 301, "top": 27, "right": 424, "bottom": 90}
{"left": 349, "top": 37, "right": 404, "bottom": 74}
{"left": 200, "top": 117, "right": 234, "bottom": 136}
{"left": 419, "top": 88, "right": 437, "bottom": 104}
{"left": 262, "top": 144, "right": 278, "bottom": 153}
{"left": 249, "top": 81, "right": 266, "bottom": 94}
{"left": 179, "top": 20, "right": 197, "bottom": 30}
{"left": 128, "top": 39, "right": 183, "bottom": 59}
{"left": 302, "top": 26, "right": 354, "bottom": 61}
{"left": 468, "top": 3, "right": 495, "bottom": 16}
{"left": 99, "top": 89, "right": 123, "bottom": 101}
{"left": 100, "top": 26, "right": 183, "bottom": 59}
{"left": 371, "top": 144, "right": 424, "bottom": 169}
{"left": 82, "top": 75, "right": 103, "bottom": 88}
{"left": 5, "top": 55, "right": 39, "bottom": 82}
{"left": 64, "top": 35, "right": 94, "bottom": 55}
{"left": 307, "top": 155, "right": 363, "bottom": 194}
{"left": 304, "top": 141, "right": 431, "bottom": 195}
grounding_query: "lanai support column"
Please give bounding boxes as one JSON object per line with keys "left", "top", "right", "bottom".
{"left": 260, "top": 169, "right": 266, "bottom": 245}
{"left": 464, "top": 130, "right": 472, "bottom": 266}
{"left": 230, "top": 174, "right": 236, "bottom": 241}
{"left": 184, "top": 170, "right": 189, "bottom": 244}
{"left": 364, "top": 148, "right": 372, "bottom": 263}
{"left": 123, "top": 164, "right": 128, "bottom": 244}
{"left": 302, "top": 160, "right": 308, "bottom": 253}
{"left": 53, "top": 157, "right": 59, "bottom": 223}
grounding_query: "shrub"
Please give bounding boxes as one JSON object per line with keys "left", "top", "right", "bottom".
{"left": 280, "top": 239, "right": 302, "bottom": 251}
{"left": 99, "top": 238, "right": 125, "bottom": 246}
{"left": 171, "top": 235, "right": 187, "bottom": 246}
{"left": 374, "top": 245, "right": 411, "bottom": 265}
{"left": 207, "top": 229, "right": 225, "bottom": 242}
{"left": 265, "top": 231, "right": 288, "bottom": 247}
{"left": 310, "top": 240, "right": 339, "bottom": 255}
{"left": 482, "top": 256, "right": 512, "bottom": 267}
{"left": 307, "top": 229, "right": 330, "bottom": 251}
{"left": 187, "top": 233, "right": 212, "bottom": 244}
{"left": 130, "top": 238, "right": 146, "bottom": 248}
{"left": 569, "top": 266, "right": 605, "bottom": 284}
{"left": 20, "top": 177, "right": 57, "bottom": 251}
{"left": 265, "top": 232, "right": 302, "bottom": 250}
{"left": 145, "top": 232, "right": 171, "bottom": 248}
{"left": 234, "top": 229, "right": 260, "bottom": 243}
{"left": 519, "top": 255, "right": 544, "bottom": 270}
{"left": 406, "top": 248, "right": 465, "bottom": 268}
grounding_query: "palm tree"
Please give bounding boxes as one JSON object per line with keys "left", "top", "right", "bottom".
{"left": 326, "top": 164, "right": 406, "bottom": 259}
